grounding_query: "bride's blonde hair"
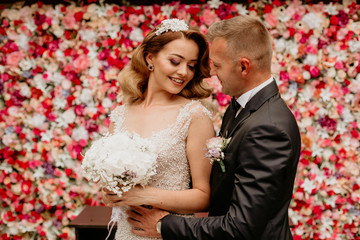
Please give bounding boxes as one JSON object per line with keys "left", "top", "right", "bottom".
{"left": 119, "top": 25, "right": 212, "bottom": 104}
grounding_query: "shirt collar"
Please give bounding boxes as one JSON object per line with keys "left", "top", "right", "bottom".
{"left": 236, "top": 76, "right": 273, "bottom": 108}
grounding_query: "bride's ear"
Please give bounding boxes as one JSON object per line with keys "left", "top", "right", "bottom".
{"left": 145, "top": 53, "right": 153, "bottom": 67}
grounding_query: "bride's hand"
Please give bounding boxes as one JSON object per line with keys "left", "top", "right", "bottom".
{"left": 101, "top": 187, "right": 121, "bottom": 206}
{"left": 111, "top": 185, "right": 153, "bottom": 207}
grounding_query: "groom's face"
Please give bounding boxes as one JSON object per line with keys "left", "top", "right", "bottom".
{"left": 209, "top": 38, "right": 243, "bottom": 98}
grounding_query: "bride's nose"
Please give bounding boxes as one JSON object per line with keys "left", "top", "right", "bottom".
{"left": 176, "top": 63, "right": 187, "bottom": 77}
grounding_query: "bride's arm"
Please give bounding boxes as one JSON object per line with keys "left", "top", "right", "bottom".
{"left": 107, "top": 111, "right": 215, "bottom": 214}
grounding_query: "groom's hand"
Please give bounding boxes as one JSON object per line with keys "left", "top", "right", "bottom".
{"left": 127, "top": 205, "right": 169, "bottom": 238}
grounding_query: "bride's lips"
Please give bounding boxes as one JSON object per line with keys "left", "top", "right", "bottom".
{"left": 169, "top": 77, "right": 185, "bottom": 86}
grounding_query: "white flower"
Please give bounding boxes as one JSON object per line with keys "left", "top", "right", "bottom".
{"left": 341, "top": 107, "right": 354, "bottom": 123}
{"left": 303, "top": 54, "right": 318, "bottom": 66}
{"left": 27, "top": 113, "right": 46, "bottom": 129}
{"left": 17, "top": 34, "right": 30, "bottom": 51}
{"left": 79, "top": 88, "right": 94, "bottom": 104}
{"left": 41, "top": 130, "right": 54, "bottom": 142}
{"left": 79, "top": 29, "right": 98, "bottom": 42}
{"left": 348, "top": 39, "right": 360, "bottom": 53}
{"left": 336, "top": 121, "right": 347, "bottom": 134}
{"left": 161, "top": 5, "right": 174, "bottom": 17}
{"left": 89, "top": 67, "right": 100, "bottom": 77}
{"left": 285, "top": 40, "right": 298, "bottom": 57}
{"left": 86, "top": 44, "right": 99, "bottom": 59}
{"left": 106, "top": 23, "right": 120, "bottom": 39}
{"left": 81, "top": 133, "right": 158, "bottom": 197}
{"left": 324, "top": 4, "right": 338, "bottom": 15}
{"left": 302, "top": 178, "right": 316, "bottom": 194}
{"left": 129, "top": 28, "right": 144, "bottom": 42}
{"left": 274, "top": 38, "right": 286, "bottom": 52}
{"left": 72, "top": 126, "right": 89, "bottom": 141}
{"left": 311, "top": 143, "right": 323, "bottom": 157}
{"left": 19, "top": 58, "right": 35, "bottom": 71}
{"left": 235, "top": 4, "right": 248, "bottom": 15}
{"left": 208, "top": 0, "right": 223, "bottom": 9}
{"left": 302, "top": 12, "right": 323, "bottom": 30}
{"left": 20, "top": 83, "right": 31, "bottom": 98}
{"left": 53, "top": 97, "right": 67, "bottom": 110}
{"left": 33, "top": 74, "right": 47, "bottom": 92}
{"left": 320, "top": 88, "right": 331, "bottom": 102}
{"left": 24, "top": 19, "right": 37, "bottom": 32}
{"left": 62, "top": 109, "right": 76, "bottom": 124}
{"left": 102, "top": 98, "right": 112, "bottom": 108}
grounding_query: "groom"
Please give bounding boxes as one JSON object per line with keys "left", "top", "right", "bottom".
{"left": 127, "top": 15, "right": 301, "bottom": 239}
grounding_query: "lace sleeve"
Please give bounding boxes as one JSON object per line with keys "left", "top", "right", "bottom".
{"left": 109, "top": 105, "right": 126, "bottom": 133}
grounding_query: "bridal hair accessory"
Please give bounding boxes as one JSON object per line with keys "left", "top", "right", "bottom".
{"left": 155, "top": 18, "right": 189, "bottom": 36}
{"left": 206, "top": 136, "right": 232, "bottom": 173}
{"left": 148, "top": 64, "right": 154, "bottom": 71}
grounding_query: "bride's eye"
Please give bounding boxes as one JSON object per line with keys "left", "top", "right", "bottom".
{"left": 170, "top": 59, "right": 180, "bottom": 65}
{"left": 188, "top": 64, "right": 196, "bottom": 70}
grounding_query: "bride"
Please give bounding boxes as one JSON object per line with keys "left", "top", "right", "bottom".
{"left": 102, "top": 19, "right": 215, "bottom": 239}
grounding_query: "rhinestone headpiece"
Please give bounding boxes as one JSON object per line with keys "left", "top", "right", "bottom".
{"left": 155, "top": 19, "right": 189, "bottom": 36}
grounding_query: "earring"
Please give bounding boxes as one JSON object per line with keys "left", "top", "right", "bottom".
{"left": 148, "top": 64, "right": 154, "bottom": 71}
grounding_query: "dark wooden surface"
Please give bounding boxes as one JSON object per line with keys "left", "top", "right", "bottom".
{"left": 68, "top": 206, "right": 116, "bottom": 240}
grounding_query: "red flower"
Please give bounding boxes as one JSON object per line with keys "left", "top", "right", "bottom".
{"left": 21, "top": 180, "right": 32, "bottom": 195}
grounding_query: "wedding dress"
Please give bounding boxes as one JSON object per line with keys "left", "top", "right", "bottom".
{"left": 109, "top": 100, "right": 211, "bottom": 240}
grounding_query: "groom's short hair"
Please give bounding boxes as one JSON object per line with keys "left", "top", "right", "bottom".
{"left": 207, "top": 15, "right": 273, "bottom": 70}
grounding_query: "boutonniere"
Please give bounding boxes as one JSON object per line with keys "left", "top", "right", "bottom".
{"left": 206, "top": 137, "right": 231, "bottom": 173}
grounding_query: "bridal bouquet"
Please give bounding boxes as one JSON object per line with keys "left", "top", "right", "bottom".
{"left": 81, "top": 133, "right": 158, "bottom": 197}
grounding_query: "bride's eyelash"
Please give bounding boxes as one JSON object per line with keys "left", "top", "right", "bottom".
{"left": 170, "top": 59, "right": 180, "bottom": 65}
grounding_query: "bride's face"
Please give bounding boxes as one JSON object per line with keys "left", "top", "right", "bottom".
{"left": 146, "top": 38, "right": 199, "bottom": 95}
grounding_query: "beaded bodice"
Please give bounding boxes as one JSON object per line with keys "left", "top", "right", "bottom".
{"left": 109, "top": 100, "right": 211, "bottom": 240}
{"left": 110, "top": 100, "right": 211, "bottom": 191}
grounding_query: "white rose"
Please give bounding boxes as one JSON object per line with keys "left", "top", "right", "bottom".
{"left": 348, "top": 40, "right": 360, "bottom": 53}
{"left": 129, "top": 28, "right": 144, "bottom": 43}
{"left": 79, "top": 88, "right": 94, "bottom": 104}
{"left": 72, "top": 126, "right": 89, "bottom": 141}
{"left": 274, "top": 38, "right": 286, "bottom": 52}
{"left": 20, "top": 84, "right": 31, "bottom": 98}
{"left": 303, "top": 54, "right": 318, "bottom": 66}
{"left": 19, "top": 58, "right": 34, "bottom": 71}
{"left": 89, "top": 67, "right": 100, "bottom": 77}
{"left": 27, "top": 113, "right": 46, "bottom": 128}
{"left": 17, "top": 34, "right": 30, "bottom": 51}
{"left": 102, "top": 98, "right": 112, "bottom": 108}
{"left": 79, "top": 29, "right": 98, "bottom": 42}
{"left": 326, "top": 68, "right": 336, "bottom": 78}
{"left": 302, "top": 71, "right": 311, "bottom": 80}
{"left": 302, "top": 13, "right": 323, "bottom": 30}
{"left": 62, "top": 109, "right": 76, "bottom": 124}
{"left": 52, "top": 72, "right": 66, "bottom": 86}
{"left": 61, "top": 79, "right": 72, "bottom": 90}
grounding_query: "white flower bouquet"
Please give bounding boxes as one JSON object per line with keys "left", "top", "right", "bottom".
{"left": 81, "top": 133, "right": 158, "bottom": 197}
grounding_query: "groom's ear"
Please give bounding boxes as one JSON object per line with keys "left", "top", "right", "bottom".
{"left": 238, "top": 57, "right": 250, "bottom": 77}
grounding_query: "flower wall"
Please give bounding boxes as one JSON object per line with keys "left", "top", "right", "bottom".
{"left": 0, "top": 0, "right": 359, "bottom": 239}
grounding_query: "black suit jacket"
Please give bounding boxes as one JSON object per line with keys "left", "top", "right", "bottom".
{"left": 161, "top": 80, "right": 301, "bottom": 240}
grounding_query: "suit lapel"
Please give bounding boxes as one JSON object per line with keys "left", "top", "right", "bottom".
{"left": 227, "top": 80, "right": 280, "bottom": 137}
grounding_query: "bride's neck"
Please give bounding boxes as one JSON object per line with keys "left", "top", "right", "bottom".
{"left": 141, "top": 88, "right": 179, "bottom": 108}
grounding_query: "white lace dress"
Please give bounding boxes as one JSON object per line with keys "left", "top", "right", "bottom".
{"left": 109, "top": 100, "right": 211, "bottom": 240}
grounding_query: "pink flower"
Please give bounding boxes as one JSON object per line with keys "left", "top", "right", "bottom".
{"left": 309, "top": 66, "right": 320, "bottom": 78}
{"left": 265, "top": 13, "right": 278, "bottom": 28}
{"left": 200, "top": 9, "right": 217, "bottom": 26}
{"left": 73, "top": 55, "right": 90, "bottom": 73}
{"left": 128, "top": 14, "right": 140, "bottom": 27}
{"left": 62, "top": 12, "right": 76, "bottom": 29}
{"left": 214, "top": 92, "right": 230, "bottom": 107}
{"left": 6, "top": 51, "right": 24, "bottom": 67}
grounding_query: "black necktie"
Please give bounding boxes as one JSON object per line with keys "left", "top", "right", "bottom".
{"left": 231, "top": 97, "right": 240, "bottom": 112}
